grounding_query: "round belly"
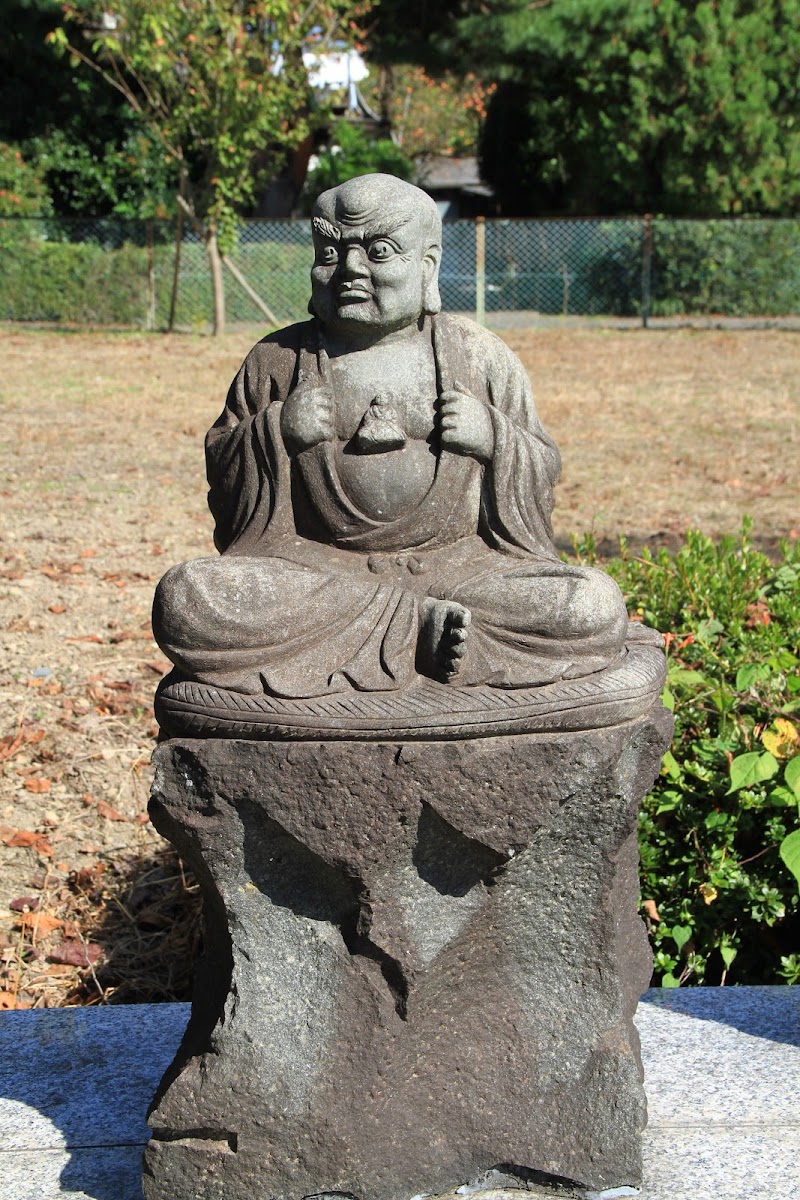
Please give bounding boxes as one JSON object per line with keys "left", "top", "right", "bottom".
{"left": 336, "top": 439, "right": 437, "bottom": 521}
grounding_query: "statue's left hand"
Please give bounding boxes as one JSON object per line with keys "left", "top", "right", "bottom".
{"left": 439, "top": 383, "right": 495, "bottom": 462}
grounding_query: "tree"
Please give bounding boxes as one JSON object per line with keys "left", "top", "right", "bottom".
{"left": 301, "top": 121, "right": 413, "bottom": 212}
{"left": 471, "top": 0, "right": 800, "bottom": 216}
{"left": 50, "top": 0, "right": 370, "bottom": 332}
{"left": 361, "top": 65, "right": 495, "bottom": 160}
{"left": 0, "top": 0, "right": 173, "bottom": 216}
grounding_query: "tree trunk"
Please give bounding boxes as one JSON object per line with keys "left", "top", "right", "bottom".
{"left": 206, "top": 225, "right": 226, "bottom": 336}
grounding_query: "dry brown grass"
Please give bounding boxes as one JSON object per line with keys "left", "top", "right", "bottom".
{"left": 0, "top": 323, "right": 797, "bottom": 1007}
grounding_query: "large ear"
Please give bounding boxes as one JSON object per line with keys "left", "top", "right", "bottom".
{"left": 421, "top": 245, "right": 442, "bottom": 315}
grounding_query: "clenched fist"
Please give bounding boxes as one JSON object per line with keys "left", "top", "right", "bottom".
{"left": 281, "top": 384, "right": 335, "bottom": 453}
{"left": 438, "top": 382, "right": 494, "bottom": 462}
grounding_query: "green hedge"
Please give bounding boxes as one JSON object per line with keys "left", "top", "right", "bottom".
{"left": 164, "top": 238, "right": 310, "bottom": 329}
{"left": 573, "top": 524, "right": 800, "bottom": 986}
{"left": 651, "top": 219, "right": 800, "bottom": 317}
{"left": 0, "top": 229, "right": 311, "bottom": 329}
{"left": 0, "top": 235, "right": 150, "bottom": 324}
{"left": 2, "top": 218, "right": 797, "bottom": 325}
{"left": 590, "top": 218, "right": 800, "bottom": 317}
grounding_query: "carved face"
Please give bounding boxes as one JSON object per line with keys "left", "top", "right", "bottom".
{"left": 310, "top": 177, "right": 441, "bottom": 339}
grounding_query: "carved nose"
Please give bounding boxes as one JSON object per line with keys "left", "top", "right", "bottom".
{"left": 340, "top": 246, "right": 369, "bottom": 278}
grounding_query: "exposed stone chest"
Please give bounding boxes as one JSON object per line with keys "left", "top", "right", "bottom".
{"left": 145, "top": 173, "right": 673, "bottom": 1199}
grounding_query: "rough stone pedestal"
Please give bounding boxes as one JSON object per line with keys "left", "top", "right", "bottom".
{"left": 143, "top": 708, "right": 672, "bottom": 1200}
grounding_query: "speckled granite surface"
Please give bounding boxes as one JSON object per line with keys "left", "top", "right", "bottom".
{"left": 1, "top": 988, "right": 798, "bottom": 1200}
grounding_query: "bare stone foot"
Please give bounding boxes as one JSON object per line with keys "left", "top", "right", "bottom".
{"left": 419, "top": 598, "right": 471, "bottom": 682}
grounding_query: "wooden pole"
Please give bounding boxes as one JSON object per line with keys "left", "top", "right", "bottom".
{"left": 222, "top": 255, "right": 280, "bottom": 328}
{"left": 475, "top": 215, "right": 486, "bottom": 327}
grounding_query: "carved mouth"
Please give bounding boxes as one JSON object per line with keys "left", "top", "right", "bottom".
{"left": 337, "top": 287, "right": 372, "bottom": 303}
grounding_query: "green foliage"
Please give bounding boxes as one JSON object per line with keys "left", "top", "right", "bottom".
{"left": 650, "top": 219, "right": 800, "bottom": 316}
{"left": 0, "top": 220, "right": 313, "bottom": 328}
{"left": 25, "top": 127, "right": 176, "bottom": 219}
{"left": 0, "top": 0, "right": 168, "bottom": 216}
{"left": 301, "top": 122, "right": 414, "bottom": 214}
{"left": 0, "top": 234, "right": 149, "bottom": 324}
{"left": 470, "top": 0, "right": 800, "bottom": 217}
{"left": 572, "top": 523, "right": 800, "bottom": 986}
{"left": 588, "top": 218, "right": 800, "bottom": 317}
{"left": 0, "top": 144, "right": 52, "bottom": 218}
{"left": 50, "top": 0, "right": 368, "bottom": 240}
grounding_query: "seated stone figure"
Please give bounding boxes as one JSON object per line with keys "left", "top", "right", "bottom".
{"left": 153, "top": 174, "right": 662, "bottom": 736}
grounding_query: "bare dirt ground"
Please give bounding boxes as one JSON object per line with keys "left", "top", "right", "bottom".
{"left": 1, "top": 324, "right": 797, "bottom": 1008}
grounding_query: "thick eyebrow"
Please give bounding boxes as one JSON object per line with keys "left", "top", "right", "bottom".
{"left": 312, "top": 216, "right": 341, "bottom": 241}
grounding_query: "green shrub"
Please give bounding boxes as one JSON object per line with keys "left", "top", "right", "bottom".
{"left": 651, "top": 219, "right": 800, "bottom": 317}
{"left": 0, "top": 236, "right": 148, "bottom": 324}
{"left": 0, "top": 143, "right": 52, "bottom": 219}
{"left": 586, "top": 218, "right": 800, "bottom": 317}
{"left": 572, "top": 524, "right": 800, "bottom": 986}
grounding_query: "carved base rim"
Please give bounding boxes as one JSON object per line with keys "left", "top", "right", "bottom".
{"left": 154, "top": 642, "right": 666, "bottom": 741}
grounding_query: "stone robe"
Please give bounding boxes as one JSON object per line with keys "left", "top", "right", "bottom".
{"left": 153, "top": 314, "right": 628, "bottom": 696}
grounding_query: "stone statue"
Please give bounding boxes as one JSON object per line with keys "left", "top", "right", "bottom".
{"left": 144, "top": 175, "right": 673, "bottom": 1200}
{"left": 152, "top": 173, "right": 663, "bottom": 739}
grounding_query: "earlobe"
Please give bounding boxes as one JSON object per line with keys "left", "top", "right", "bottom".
{"left": 422, "top": 250, "right": 442, "bottom": 316}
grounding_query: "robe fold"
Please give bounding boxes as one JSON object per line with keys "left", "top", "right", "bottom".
{"left": 154, "top": 314, "right": 628, "bottom": 697}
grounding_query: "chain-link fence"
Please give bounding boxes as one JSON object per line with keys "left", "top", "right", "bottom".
{"left": 1, "top": 214, "right": 798, "bottom": 330}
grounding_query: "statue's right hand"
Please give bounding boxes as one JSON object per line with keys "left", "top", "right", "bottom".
{"left": 281, "top": 385, "right": 335, "bottom": 452}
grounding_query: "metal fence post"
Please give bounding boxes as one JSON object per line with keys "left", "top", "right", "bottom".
{"left": 475, "top": 216, "right": 486, "bottom": 326}
{"left": 641, "top": 213, "right": 653, "bottom": 328}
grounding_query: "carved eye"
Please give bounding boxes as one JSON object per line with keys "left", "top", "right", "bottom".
{"left": 368, "top": 240, "right": 396, "bottom": 261}
{"left": 318, "top": 244, "right": 338, "bottom": 265}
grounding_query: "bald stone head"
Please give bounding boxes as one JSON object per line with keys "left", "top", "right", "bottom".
{"left": 309, "top": 174, "right": 443, "bottom": 341}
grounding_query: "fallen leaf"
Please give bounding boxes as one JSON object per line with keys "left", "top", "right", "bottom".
{"left": 97, "top": 799, "right": 126, "bottom": 821}
{"left": 642, "top": 899, "right": 661, "bottom": 922}
{"left": 18, "top": 912, "right": 62, "bottom": 935}
{"left": 141, "top": 659, "right": 169, "bottom": 674}
{"left": 23, "top": 778, "right": 51, "bottom": 794}
{"left": 48, "top": 940, "right": 102, "bottom": 967}
{"left": 79, "top": 549, "right": 97, "bottom": 558}
{"left": 65, "top": 634, "right": 104, "bottom": 644}
{"left": 9, "top": 897, "right": 40, "bottom": 912}
{"left": 0, "top": 727, "right": 44, "bottom": 761}
{"left": 0, "top": 992, "right": 23, "bottom": 1009}
{"left": 71, "top": 864, "right": 107, "bottom": 890}
{"left": 48, "top": 603, "right": 67, "bottom": 614}
{"left": 3, "top": 830, "right": 53, "bottom": 857}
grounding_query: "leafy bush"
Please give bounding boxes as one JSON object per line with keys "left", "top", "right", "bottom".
{"left": 651, "top": 219, "right": 800, "bottom": 317}
{"left": 0, "top": 143, "right": 52, "bottom": 219}
{"left": 589, "top": 217, "right": 800, "bottom": 317}
{"left": 0, "top": 235, "right": 149, "bottom": 324}
{"left": 301, "top": 122, "right": 414, "bottom": 215}
{"left": 573, "top": 524, "right": 800, "bottom": 986}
